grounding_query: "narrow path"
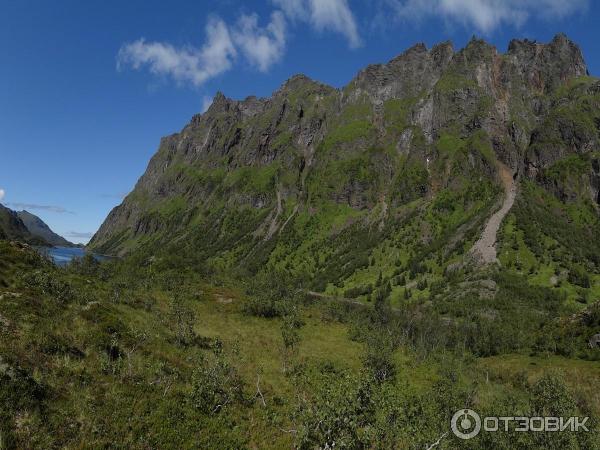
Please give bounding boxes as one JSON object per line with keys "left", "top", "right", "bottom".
{"left": 470, "top": 162, "right": 516, "bottom": 264}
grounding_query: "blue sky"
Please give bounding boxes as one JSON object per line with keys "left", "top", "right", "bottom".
{"left": 1, "top": 0, "right": 599, "bottom": 244}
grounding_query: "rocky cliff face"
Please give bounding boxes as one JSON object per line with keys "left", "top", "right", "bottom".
{"left": 90, "top": 34, "right": 600, "bottom": 292}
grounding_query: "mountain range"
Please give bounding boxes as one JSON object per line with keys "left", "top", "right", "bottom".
{"left": 2, "top": 32, "right": 600, "bottom": 449}
{"left": 89, "top": 33, "right": 600, "bottom": 303}
{"left": 0, "top": 204, "right": 74, "bottom": 247}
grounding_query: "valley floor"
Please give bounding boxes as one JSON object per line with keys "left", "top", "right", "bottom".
{"left": 1, "top": 241, "right": 599, "bottom": 448}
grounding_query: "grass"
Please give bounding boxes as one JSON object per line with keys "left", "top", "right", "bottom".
{"left": 434, "top": 72, "right": 477, "bottom": 93}
{"left": 0, "top": 252, "right": 370, "bottom": 448}
{"left": 225, "top": 163, "right": 281, "bottom": 195}
{"left": 194, "top": 289, "right": 364, "bottom": 391}
{"left": 2, "top": 233, "right": 600, "bottom": 448}
{"left": 480, "top": 354, "right": 600, "bottom": 415}
{"left": 321, "top": 120, "right": 375, "bottom": 152}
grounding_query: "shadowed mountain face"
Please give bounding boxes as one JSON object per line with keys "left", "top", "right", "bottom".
{"left": 0, "top": 204, "right": 32, "bottom": 242}
{"left": 0, "top": 205, "right": 71, "bottom": 247}
{"left": 89, "top": 34, "right": 600, "bottom": 294}
{"left": 17, "top": 210, "right": 73, "bottom": 247}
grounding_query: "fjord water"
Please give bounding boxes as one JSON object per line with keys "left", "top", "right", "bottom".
{"left": 39, "top": 246, "right": 111, "bottom": 266}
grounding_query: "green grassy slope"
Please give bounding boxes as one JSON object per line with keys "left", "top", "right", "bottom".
{"left": 0, "top": 242, "right": 599, "bottom": 448}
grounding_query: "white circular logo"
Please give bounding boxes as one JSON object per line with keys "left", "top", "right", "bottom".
{"left": 451, "top": 409, "right": 481, "bottom": 440}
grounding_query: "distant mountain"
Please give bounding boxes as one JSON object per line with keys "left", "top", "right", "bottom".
{"left": 0, "top": 204, "right": 50, "bottom": 246}
{"left": 0, "top": 204, "right": 32, "bottom": 241}
{"left": 17, "top": 210, "right": 74, "bottom": 247}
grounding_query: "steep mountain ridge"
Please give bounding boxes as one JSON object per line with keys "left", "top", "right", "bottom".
{"left": 0, "top": 204, "right": 33, "bottom": 242}
{"left": 0, "top": 205, "right": 71, "bottom": 246}
{"left": 17, "top": 210, "right": 74, "bottom": 247}
{"left": 90, "top": 34, "right": 600, "bottom": 302}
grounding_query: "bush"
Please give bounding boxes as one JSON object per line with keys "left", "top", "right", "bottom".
{"left": 293, "top": 371, "right": 374, "bottom": 449}
{"left": 19, "top": 269, "right": 74, "bottom": 302}
{"left": 190, "top": 343, "right": 244, "bottom": 414}
{"left": 362, "top": 332, "right": 396, "bottom": 382}
{"left": 568, "top": 265, "right": 591, "bottom": 288}
{"left": 244, "top": 270, "right": 299, "bottom": 318}
{"left": 0, "top": 355, "right": 47, "bottom": 448}
{"left": 344, "top": 284, "right": 372, "bottom": 298}
{"left": 168, "top": 295, "right": 197, "bottom": 346}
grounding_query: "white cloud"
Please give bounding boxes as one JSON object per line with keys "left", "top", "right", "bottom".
{"left": 117, "top": 2, "right": 362, "bottom": 90}
{"left": 118, "top": 12, "right": 288, "bottom": 87}
{"left": 117, "top": 17, "right": 237, "bottom": 87}
{"left": 309, "top": 0, "right": 361, "bottom": 47}
{"left": 0, "top": 189, "right": 5, "bottom": 201}
{"left": 386, "top": 0, "right": 588, "bottom": 33}
{"left": 233, "top": 11, "right": 287, "bottom": 72}
{"left": 65, "top": 231, "right": 94, "bottom": 239}
{"left": 274, "top": 0, "right": 361, "bottom": 47}
{"left": 274, "top": 0, "right": 307, "bottom": 20}
{"left": 7, "top": 202, "right": 73, "bottom": 214}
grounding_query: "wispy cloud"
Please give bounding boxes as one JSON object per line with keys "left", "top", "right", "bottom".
{"left": 274, "top": 0, "right": 361, "bottom": 47}
{"left": 0, "top": 189, "right": 5, "bottom": 201}
{"left": 118, "top": 17, "right": 237, "bottom": 87}
{"left": 101, "top": 192, "right": 128, "bottom": 200}
{"left": 117, "top": 1, "right": 364, "bottom": 89}
{"left": 233, "top": 11, "right": 287, "bottom": 72}
{"left": 118, "top": 11, "right": 290, "bottom": 88}
{"left": 7, "top": 203, "right": 74, "bottom": 214}
{"left": 385, "top": 0, "right": 589, "bottom": 34}
{"left": 65, "top": 231, "right": 93, "bottom": 239}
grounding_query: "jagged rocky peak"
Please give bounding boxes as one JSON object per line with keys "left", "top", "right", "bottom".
{"left": 272, "top": 74, "right": 337, "bottom": 114}
{"left": 346, "top": 33, "right": 588, "bottom": 104}
{"left": 89, "top": 34, "right": 598, "bottom": 257}
{"left": 347, "top": 41, "right": 455, "bottom": 102}
{"left": 195, "top": 76, "right": 334, "bottom": 127}
{"left": 212, "top": 90, "right": 229, "bottom": 106}
{"left": 507, "top": 33, "right": 588, "bottom": 91}
{"left": 275, "top": 74, "right": 329, "bottom": 94}
{"left": 508, "top": 32, "right": 585, "bottom": 65}
{"left": 428, "top": 40, "right": 455, "bottom": 63}
{"left": 461, "top": 36, "right": 498, "bottom": 61}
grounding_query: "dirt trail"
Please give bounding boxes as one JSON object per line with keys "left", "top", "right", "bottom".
{"left": 470, "top": 162, "right": 516, "bottom": 265}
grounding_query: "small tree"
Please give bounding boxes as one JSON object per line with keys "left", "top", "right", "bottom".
{"left": 190, "top": 341, "right": 244, "bottom": 414}
{"left": 528, "top": 372, "right": 585, "bottom": 449}
{"left": 169, "top": 294, "right": 196, "bottom": 346}
{"left": 123, "top": 328, "right": 148, "bottom": 379}
{"left": 244, "top": 269, "right": 298, "bottom": 318}
{"left": 362, "top": 331, "right": 396, "bottom": 383}
{"left": 293, "top": 371, "right": 374, "bottom": 449}
{"left": 281, "top": 308, "right": 304, "bottom": 372}
{"left": 374, "top": 281, "right": 392, "bottom": 321}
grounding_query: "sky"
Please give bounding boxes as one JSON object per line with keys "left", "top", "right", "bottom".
{"left": 1, "top": 0, "right": 599, "bottom": 244}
